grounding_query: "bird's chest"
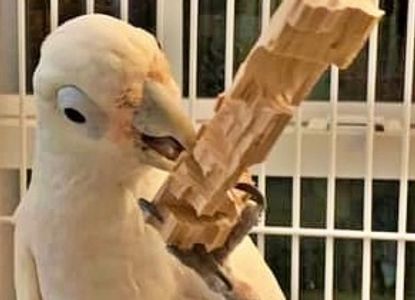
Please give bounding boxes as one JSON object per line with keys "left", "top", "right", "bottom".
{"left": 19, "top": 186, "right": 174, "bottom": 299}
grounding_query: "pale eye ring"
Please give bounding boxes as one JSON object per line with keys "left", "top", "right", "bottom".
{"left": 57, "top": 86, "right": 108, "bottom": 139}
{"left": 63, "top": 108, "right": 86, "bottom": 124}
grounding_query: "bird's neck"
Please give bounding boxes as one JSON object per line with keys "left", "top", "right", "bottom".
{"left": 30, "top": 140, "right": 153, "bottom": 208}
{"left": 21, "top": 142, "right": 163, "bottom": 251}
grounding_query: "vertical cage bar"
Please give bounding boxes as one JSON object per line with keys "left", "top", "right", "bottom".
{"left": 188, "top": 0, "right": 198, "bottom": 123}
{"left": 396, "top": 1, "right": 415, "bottom": 299}
{"left": 291, "top": 108, "right": 302, "bottom": 300}
{"left": 362, "top": 1, "right": 380, "bottom": 297}
{"left": 161, "top": 0, "right": 183, "bottom": 88}
{"left": 256, "top": 0, "right": 271, "bottom": 257}
{"left": 86, "top": 0, "right": 95, "bottom": 14}
{"left": 224, "top": 0, "right": 235, "bottom": 90}
{"left": 325, "top": 66, "right": 339, "bottom": 300}
{"left": 17, "top": 0, "right": 27, "bottom": 199}
{"left": 261, "top": 0, "right": 271, "bottom": 31}
{"left": 50, "top": 0, "right": 59, "bottom": 31}
{"left": 120, "top": 0, "right": 129, "bottom": 21}
{"left": 156, "top": 0, "right": 165, "bottom": 42}
{"left": 289, "top": 0, "right": 302, "bottom": 293}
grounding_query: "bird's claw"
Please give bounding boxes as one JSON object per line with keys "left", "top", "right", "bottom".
{"left": 138, "top": 198, "right": 164, "bottom": 223}
{"left": 212, "top": 182, "right": 265, "bottom": 262}
{"left": 137, "top": 183, "right": 265, "bottom": 299}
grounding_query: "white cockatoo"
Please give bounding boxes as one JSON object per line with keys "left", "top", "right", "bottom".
{"left": 12, "top": 14, "right": 285, "bottom": 300}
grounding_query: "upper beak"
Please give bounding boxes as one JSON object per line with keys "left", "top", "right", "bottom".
{"left": 133, "top": 80, "right": 196, "bottom": 166}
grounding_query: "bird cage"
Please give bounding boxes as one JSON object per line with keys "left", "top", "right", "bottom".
{"left": 0, "top": 1, "right": 414, "bottom": 299}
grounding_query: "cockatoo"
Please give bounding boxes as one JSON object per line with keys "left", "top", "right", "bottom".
{"left": 11, "top": 14, "right": 285, "bottom": 300}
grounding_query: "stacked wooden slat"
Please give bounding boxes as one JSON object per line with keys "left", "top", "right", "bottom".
{"left": 148, "top": 0, "right": 383, "bottom": 252}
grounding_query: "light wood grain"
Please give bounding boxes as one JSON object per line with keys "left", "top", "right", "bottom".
{"left": 148, "top": 0, "right": 383, "bottom": 251}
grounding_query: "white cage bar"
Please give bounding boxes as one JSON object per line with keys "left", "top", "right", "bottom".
{"left": 17, "top": 0, "right": 27, "bottom": 199}
{"left": 224, "top": 0, "right": 235, "bottom": 90}
{"left": 156, "top": 0, "right": 165, "bottom": 42}
{"left": 120, "top": 0, "right": 129, "bottom": 22}
{"left": 256, "top": 0, "right": 272, "bottom": 259}
{"left": 396, "top": 0, "right": 415, "bottom": 298}
{"left": 86, "top": 0, "right": 95, "bottom": 14}
{"left": 251, "top": 227, "right": 415, "bottom": 241}
{"left": 291, "top": 109, "right": 303, "bottom": 300}
{"left": 324, "top": 65, "right": 339, "bottom": 300}
{"left": 50, "top": 0, "right": 59, "bottom": 31}
{"left": 1, "top": 1, "right": 415, "bottom": 299}
{"left": 362, "top": 0, "right": 380, "bottom": 297}
{"left": 187, "top": 0, "right": 198, "bottom": 123}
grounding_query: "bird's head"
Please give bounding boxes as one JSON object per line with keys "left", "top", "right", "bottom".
{"left": 33, "top": 14, "right": 195, "bottom": 175}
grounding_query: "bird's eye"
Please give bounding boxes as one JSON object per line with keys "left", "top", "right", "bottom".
{"left": 57, "top": 86, "right": 108, "bottom": 139}
{"left": 63, "top": 108, "right": 86, "bottom": 124}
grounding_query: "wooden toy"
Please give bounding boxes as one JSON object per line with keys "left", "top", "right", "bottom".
{"left": 147, "top": 0, "right": 383, "bottom": 252}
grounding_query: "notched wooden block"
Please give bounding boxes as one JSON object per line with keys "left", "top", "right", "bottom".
{"left": 147, "top": 0, "right": 383, "bottom": 252}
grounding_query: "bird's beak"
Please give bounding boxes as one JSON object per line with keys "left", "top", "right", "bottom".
{"left": 132, "top": 80, "right": 196, "bottom": 170}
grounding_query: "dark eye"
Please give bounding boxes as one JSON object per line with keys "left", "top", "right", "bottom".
{"left": 64, "top": 108, "right": 86, "bottom": 124}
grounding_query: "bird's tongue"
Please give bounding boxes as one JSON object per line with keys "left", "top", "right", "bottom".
{"left": 142, "top": 134, "right": 184, "bottom": 161}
